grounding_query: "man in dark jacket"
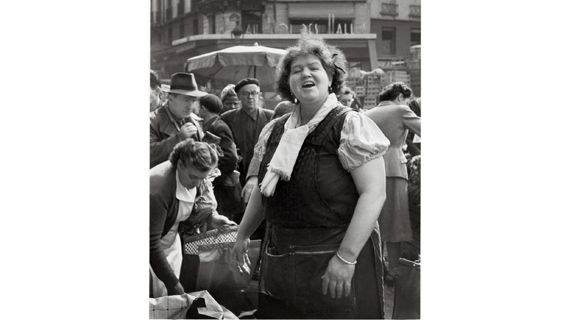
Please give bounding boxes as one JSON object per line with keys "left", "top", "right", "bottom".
{"left": 221, "top": 78, "right": 273, "bottom": 203}
{"left": 198, "top": 94, "right": 243, "bottom": 219}
{"left": 150, "top": 72, "right": 207, "bottom": 168}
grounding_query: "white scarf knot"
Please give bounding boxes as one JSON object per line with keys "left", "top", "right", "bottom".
{"left": 260, "top": 94, "right": 340, "bottom": 197}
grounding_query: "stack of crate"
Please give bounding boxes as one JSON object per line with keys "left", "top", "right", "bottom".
{"left": 344, "top": 67, "right": 386, "bottom": 109}
{"left": 363, "top": 96, "right": 378, "bottom": 109}
{"left": 407, "top": 45, "right": 421, "bottom": 96}
{"left": 363, "top": 76, "right": 381, "bottom": 109}
{"left": 380, "top": 70, "right": 411, "bottom": 89}
{"left": 345, "top": 78, "right": 358, "bottom": 92}
{"left": 354, "top": 85, "right": 366, "bottom": 97}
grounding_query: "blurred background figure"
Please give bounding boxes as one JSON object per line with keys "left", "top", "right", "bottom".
{"left": 198, "top": 94, "right": 243, "bottom": 220}
{"left": 364, "top": 82, "right": 421, "bottom": 282}
{"left": 221, "top": 78, "right": 274, "bottom": 207}
{"left": 220, "top": 84, "right": 240, "bottom": 114}
{"left": 271, "top": 100, "right": 295, "bottom": 120}
{"left": 150, "top": 72, "right": 207, "bottom": 168}
{"left": 150, "top": 70, "right": 162, "bottom": 112}
{"left": 337, "top": 86, "right": 363, "bottom": 112}
{"left": 406, "top": 97, "right": 421, "bottom": 157}
{"left": 159, "top": 84, "right": 170, "bottom": 105}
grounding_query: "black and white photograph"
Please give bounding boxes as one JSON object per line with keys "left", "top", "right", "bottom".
{"left": 4, "top": 1, "right": 570, "bottom": 319}
{"left": 149, "top": 0, "right": 420, "bottom": 318}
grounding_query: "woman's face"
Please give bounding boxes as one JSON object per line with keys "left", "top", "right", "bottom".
{"left": 177, "top": 161, "right": 210, "bottom": 190}
{"left": 223, "top": 96, "right": 240, "bottom": 110}
{"left": 288, "top": 54, "right": 332, "bottom": 105}
{"left": 338, "top": 93, "right": 354, "bottom": 107}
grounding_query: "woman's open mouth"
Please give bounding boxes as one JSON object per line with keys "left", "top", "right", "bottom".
{"left": 301, "top": 81, "right": 316, "bottom": 89}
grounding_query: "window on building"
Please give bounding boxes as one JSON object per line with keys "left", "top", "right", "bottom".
{"left": 177, "top": 0, "right": 184, "bottom": 16}
{"left": 166, "top": 2, "right": 172, "bottom": 20}
{"left": 208, "top": 14, "right": 216, "bottom": 34}
{"left": 380, "top": 1, "right": 399, "bottom": 17}
{"left": 409, "top": 5, "right": 421, "bottom": 18}
{"left": 192, "top": 18, "right": 199, "bottom": 35}
{"left": 381, "top": 27, "right": 396, "bottom": 55}
{"left": 241, "top": 10, "right": 262, "bottom": 34}
{"left": 179, "top": 20, "right": 185, "bottom": 38}
{"left": 411, "top": 28, "right": 421, "bottom": 45}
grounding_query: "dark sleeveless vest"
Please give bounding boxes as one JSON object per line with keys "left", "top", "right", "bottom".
{"left": 258, "top": 106, "right": 359, "bottom": 229}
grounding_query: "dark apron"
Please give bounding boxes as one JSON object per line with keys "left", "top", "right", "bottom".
{"left": 257, "top": 224, "right": 358, "bottom": 319}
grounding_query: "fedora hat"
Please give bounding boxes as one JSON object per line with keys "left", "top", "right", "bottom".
{"left": 166, "top": 72, "right": 207, "bottom": 97}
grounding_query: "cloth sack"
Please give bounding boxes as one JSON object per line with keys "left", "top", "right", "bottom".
{"left": 183, "top": 227, "right": 261, "bottom": 315}
{"left": 149, "top": 290, "right": 238, "bottom": 319}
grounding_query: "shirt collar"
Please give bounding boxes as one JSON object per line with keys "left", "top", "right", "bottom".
{"left": 175, "top": 170, "right": 197, "bottom": 202}
{"left": 240, "top": 107, "right": 259, "bottom": 121}
{"left": 378, "top": 101, "right": 396, "bottom": 107}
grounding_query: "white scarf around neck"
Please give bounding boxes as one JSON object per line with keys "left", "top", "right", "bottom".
{"left": 260, "top": 94, "right": 340, "bottom": 197}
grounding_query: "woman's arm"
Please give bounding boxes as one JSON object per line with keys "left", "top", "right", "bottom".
{"left": 321, "top": 157, "right": 386, "bottom": 299}
{"left": 339, "top": 157, "right": 386, "bottom": 260}
{"left": 149, "top": 193, "right": 184, "bottom": 295}
{"left": 236, "top": 184, "right": 265, "bottom": 241}
{"left": 232, "top": 184, "right": 265, "bottom": 270}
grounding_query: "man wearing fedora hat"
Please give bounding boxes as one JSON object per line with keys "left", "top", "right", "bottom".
{"left": 150, "top": 72, "right": 208, "bottom": 168}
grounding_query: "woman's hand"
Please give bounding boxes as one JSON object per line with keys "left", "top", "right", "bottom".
{"left": 231, "top": 237, "right": 252, "bottom": 275}
{"left": 206, "top": 214, "right": 236, "bottom": 231}
{"left": 241, "top": 177, "right": 258, "bottom": 204}
{"left": 321, "top": 255, "right": 355, "bottom": 299}
{"left": 192, "top": 197, "right": 215, "bottom": 227}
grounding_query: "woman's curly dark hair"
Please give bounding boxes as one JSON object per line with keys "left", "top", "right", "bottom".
{"left": 169, "top": 138, "right": 219, "bottom": 171}
{"left": 378, "top": 81, "right": 414, "bottom": 102}
{"left": 275, "top": 34, "right": 347, "bottom": 103}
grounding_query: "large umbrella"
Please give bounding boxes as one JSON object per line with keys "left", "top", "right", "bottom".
{"left": 185, "top": 43, "right": 286, "bottom": 92}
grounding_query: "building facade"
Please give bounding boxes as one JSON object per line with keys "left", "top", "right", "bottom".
{"left": 151, "top": 0, "right": 421, "bottom": 96}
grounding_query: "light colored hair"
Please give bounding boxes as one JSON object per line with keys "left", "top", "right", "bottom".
{"left": 220, "top": 84, "right": 238, "bottom": 102}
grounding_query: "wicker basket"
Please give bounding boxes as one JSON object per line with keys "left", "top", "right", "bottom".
{"left": 183, "top": 226, "right": 239, "bottom": 255}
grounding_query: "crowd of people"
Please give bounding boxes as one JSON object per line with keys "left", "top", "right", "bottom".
{"left": 149, "top": 34, "right": 421, "bottom": 319}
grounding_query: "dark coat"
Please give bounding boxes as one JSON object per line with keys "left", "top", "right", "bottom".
{"left": 150, "top": 105, "right": 203, "bottom": 168}
{"left": 149, "top": 161, "right": 216, "bottom": 291}
{"left": 202, "top": 115, "right": 238, "bottom": 176}
{"left": 221, "top": 107, "right": 274, "bottom": 185}
{"left": 364, "top": 102, "right": 421, "bottom": 179}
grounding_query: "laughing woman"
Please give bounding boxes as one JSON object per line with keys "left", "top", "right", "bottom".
{"left": 232, "top": 35, "right": 390, "bottom": 319}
